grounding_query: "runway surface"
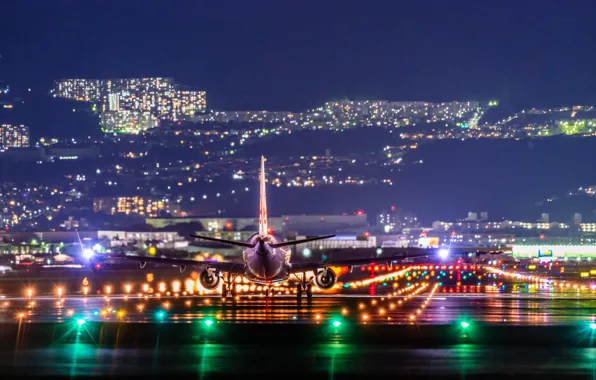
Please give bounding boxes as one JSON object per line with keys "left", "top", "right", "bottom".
{"left": 0, "top": 265, "right": 596, "bottom": 378}
{"left": 4, "top": 290, "right": 596, "bottom": 325}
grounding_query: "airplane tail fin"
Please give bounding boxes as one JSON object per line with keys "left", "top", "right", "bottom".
{"left": 190, "top": 235, "right": 253, "bottom": 248}
{"left": 270, "top": 234, "right": 336, "bottom": 249}
{"left": 258, "top": 155, "right": 268, "bottom": 237}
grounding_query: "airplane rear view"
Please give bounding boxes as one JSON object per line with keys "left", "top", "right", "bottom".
{"left": 108, "top": 156, "right": 428, "bottom": 298}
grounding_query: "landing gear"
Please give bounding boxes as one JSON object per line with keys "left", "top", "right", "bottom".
{"left": 221, "top": 273, "right": 239, "bottom": 298}
{"left": 306, "top": 283, "right": 313, "bottom": 298}
{"left": 293, "top": 273, "right": 314, "bottom": 299}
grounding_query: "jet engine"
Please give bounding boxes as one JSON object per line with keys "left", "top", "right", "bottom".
{"left": 314, "top": 268, "right": 337, "bottom": 290}
{"left": 199, "top": 268, "right": 220, "bottom": 290}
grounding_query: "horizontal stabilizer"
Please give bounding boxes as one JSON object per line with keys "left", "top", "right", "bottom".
{"left": 190, "top": 235, "right": 253, "bottom": 248}
{"left": 270, "top": 234, "right": 336, "bottom": 248}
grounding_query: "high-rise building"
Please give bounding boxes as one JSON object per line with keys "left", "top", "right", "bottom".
{"left": 108, "top": 93, "right": 120, "bottom": 111}
{"left": 100, "top": 110, "right": 158, "bottom": 134}
{"left": 0, "top": 124, "right": 29, "bottom": 150}
{"left": 51, "top": 78, "right": 207, "bottom": 125}
{"left": 93, "top": 196, "right": 181, "bottom": 217}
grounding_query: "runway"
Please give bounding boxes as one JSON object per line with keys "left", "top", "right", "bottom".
{"left": 3, "top": 286, "right": 596, "bottom": 326}
{"left": 1, "top": 263, "right": 596, "bottom": 326}
{"left": 1, "top": 265, "right": 596, "bottom": 378}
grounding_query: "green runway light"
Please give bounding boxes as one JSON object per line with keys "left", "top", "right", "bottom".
{"left": 590, "top": 323, "right": 596, "bottom": 330}
{"left": 156, "top": 310, "right": 166, "bottom": 320}
{"left": 76, "top": 318, "right": 86, "bottom": 326}
{"left": 333, "top": 320, "right": 342, "bottom": 328}
{"left": 461, "top": 321, "right": 470, "bottom": 329}
{"left": 204, "top": 318, "right": 214, "bottom": 327}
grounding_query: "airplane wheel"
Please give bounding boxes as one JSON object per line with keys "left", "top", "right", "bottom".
{"left": 306, "top": 284, "right": 313, "bottom": 298}
{"left": 296, "top": 284, "right": 302, "bottom": 299}
{"left": 222, "top": 286, "right": 228, "bottom": 298}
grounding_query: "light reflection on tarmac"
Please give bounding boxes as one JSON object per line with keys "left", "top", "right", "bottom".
{"left": 2, "top": 288, "right": 596, "bottom": 325}
{"left": 2, "top": 282, "right": 596, "bottom": 377}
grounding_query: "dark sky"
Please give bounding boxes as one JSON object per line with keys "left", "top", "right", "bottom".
{"left": 1, "top": 0, "right": 596, "bottom": 111}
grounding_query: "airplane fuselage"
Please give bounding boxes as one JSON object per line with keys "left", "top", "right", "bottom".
{"left": 242, "top": 234, "right": 291, "bottom": 284}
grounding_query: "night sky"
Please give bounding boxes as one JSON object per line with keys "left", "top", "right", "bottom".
{"left": 2, "top": 0, "right": 596, "bottom": 111}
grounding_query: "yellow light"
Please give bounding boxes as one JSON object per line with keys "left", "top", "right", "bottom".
{"left": 341, "top": 308, "right": 348, "bottom": 315}
{"left": 185, "top": 279, "right": 195, "bottom": 293}
{"left": 125, "top": 284, "right": 132, "bottom": 293}
{"left": 172, "top": 281, "right": 181, "bottom": 293}
{"left": 158, "top": 282, "right": 166, "bottom": 293}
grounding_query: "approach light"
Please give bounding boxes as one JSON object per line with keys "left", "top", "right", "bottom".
{"left": 82, "top": 248, "right": 94, "bottom": 259}
{"left": 438, "top": 249, "right": 449, "bottom": 260}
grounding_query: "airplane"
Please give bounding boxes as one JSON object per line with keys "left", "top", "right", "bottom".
{"left": 107, "top": 156, "right": 429, "bottom": 298}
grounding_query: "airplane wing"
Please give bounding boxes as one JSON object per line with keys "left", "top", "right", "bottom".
{"left": 105, "top": 255, "right": 245, "bottom": 274}
{"left": 189, "top": 235, "right": 254, "bottom": 248}
{"left": 270, "top": 234, "right": 336, "bottom": 248}
{"left": 289, "top": 253, "right": 429, "bottom": 273}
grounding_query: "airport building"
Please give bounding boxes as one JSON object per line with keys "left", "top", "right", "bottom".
{"left": 512, "top": 245, "right": 596, "bottom": 259}
{"left": 145, "top": 213, "right": 368, "bottom": 234}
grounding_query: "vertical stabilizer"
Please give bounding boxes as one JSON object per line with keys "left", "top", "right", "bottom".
{"left": 258, "top": 156, "right": 268, "bottom": 237}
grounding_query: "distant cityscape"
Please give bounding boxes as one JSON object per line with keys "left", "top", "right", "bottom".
{"left": 1, "top": 76, "right": 596, "bottom": 262}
